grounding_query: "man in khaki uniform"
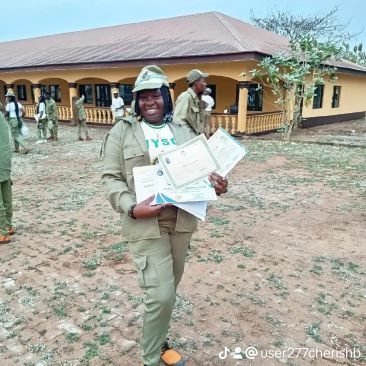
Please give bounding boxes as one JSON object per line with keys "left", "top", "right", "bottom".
{"left": 0, "top": 103, "right": 15, "bottom": 244}
{"left": 45, "top": 91, "right": 59, "bottom": 141}
{"left": 72, "top": 95, "right": 92, "bottom": 141}
{"left": 173, "top": 68, "right": 209, "bottom": 135}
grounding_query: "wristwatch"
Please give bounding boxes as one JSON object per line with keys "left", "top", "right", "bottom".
{"left": 128, "top": 203, "right": 137, "bottom": 219}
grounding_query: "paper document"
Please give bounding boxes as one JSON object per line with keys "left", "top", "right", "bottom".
{"left": 208, "top": 127, "right": 246, "bottom": 176}
{"left": 157, "top": 134, "right": 219, "bottom": 189}
{"left": 154, "top": 166, "right": 216, "bottom": 204}
{"left": 133, "top": 166, "right": 155, "bottom": 203}
{"left": 133, "top": 165, "right": 209, "bottom": 220}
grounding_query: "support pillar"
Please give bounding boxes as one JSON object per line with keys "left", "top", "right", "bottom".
{"left": 237, "top": 82, "right": 249, "bottom": 133}
{"left": 68, "top": 83, "right": 78, "bottom": 120}
{"left": 32, "top": 83, "right": 42, "bottom": 103}
{"left": 169, "top": 83, "right": 176, "bottom": 104}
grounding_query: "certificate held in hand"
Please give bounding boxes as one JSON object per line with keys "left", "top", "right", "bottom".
{"left": 157, "top": 134, "right": 219, "bottom": 189}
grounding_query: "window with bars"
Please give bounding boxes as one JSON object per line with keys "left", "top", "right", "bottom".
{"left": 79, "top": 84, "right": 93, "bottom": 104}
{"left": 331, "top": 86, "right": 341, "bottom": 108}
{"left": 17, "top": 85, "right": 27, "bottom": 101}
{"left": 247, "top": 83, "right": 263, "bottom": 111}
{"left": 49, "top": 85, "right": 61, "bottom": 102}
{"left": 95, "top": 84, "right": 111, "bottom": 107}
{"left": 312, "top": 84, "right": 324, "bottom": 109}
{"left": 118, "top": 84, "right": 133, "bottom": 105}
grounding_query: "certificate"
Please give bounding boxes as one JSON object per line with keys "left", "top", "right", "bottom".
{"left": 133, "top": 165, "right": 155, "bottom": 203}
{"left": 154, "top": 166, "right": 217, "bottom": 203}
{"left": 157, "top": 134, "right": 219, "bottom": 189}
{"left": 208, "top": 127, "right": 246, "bottom": 176}
{"left": 133, "top": 165, "right": 210, "bottom": 220}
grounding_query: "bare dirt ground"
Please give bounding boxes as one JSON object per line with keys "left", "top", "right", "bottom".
{"left": 0, "top": 120, "right": 365, "bottom": 366}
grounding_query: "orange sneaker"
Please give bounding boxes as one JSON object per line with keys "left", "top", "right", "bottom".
{"left": 160, "top": 341, "right": 185, "bottom": 365}
{"left": 8, "top": 227, "right": 16, "bottom": 235}
{"left": 0, "top": 235, "right": 11, "bottom": 244}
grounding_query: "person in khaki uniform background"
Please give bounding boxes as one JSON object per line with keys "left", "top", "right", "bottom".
{"left": 45, "top": 91, "right": 59, "bottom": 141}
{"left": 4, "top": 89, "right": 29, "bottom": 154}
{"left": 101, "top": 65, "right": 228, "bottom": 366}
{"left": 72, "top": 95, "right": 92, "bottom": 141}
{"left": 36, "top": 95, "right": 48, "bottom": 142}
{"left": 173, "top": 68, "right": 209, "bottom": 135}
{"left": 201, "top": 87, "right": 215, "bottom": 136}
{"left": 0, "top": 103, "right": 15, "bottom": 244}
{"left": 110, "top": 91, "right": 125, "bottom": 124}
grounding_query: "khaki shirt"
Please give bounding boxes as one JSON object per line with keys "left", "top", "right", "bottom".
{"left": 173, "top": 88, "right": 206, "bottom": 134}
{"left": 101, "top": 116, "right": 198, "bottom": 242}
{"left": 0, "top": 111, "right": 11, "bottom": 182}
{"left": 45, "top": 98, "right": 58, "bottom": 120}
{"left": 75, "top": 96, "right": 86, "bottom": 121}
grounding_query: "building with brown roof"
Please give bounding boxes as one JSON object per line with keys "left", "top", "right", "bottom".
{"left": 1, "top": 12, "right": 365, "bottom": 133}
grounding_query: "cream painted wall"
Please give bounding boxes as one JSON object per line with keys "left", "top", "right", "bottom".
{"left": 1, "top": 61, "right": 365, "bottom": 116}
{"left": 302, "top": 73, "right": 366, "bottom": 117}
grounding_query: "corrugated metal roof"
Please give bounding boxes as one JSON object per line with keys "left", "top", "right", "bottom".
{"left": 0, "top": 11, "right": 365, "bottom": 73}
{"left": 0, "top": 12, "right": 289, "bottom": 69}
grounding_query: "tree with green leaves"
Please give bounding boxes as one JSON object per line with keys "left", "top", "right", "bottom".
{"left": 341, "top": 42, "right": 366, "bottom": 66}
{"left": 246, "top": 37, "right": 340, "bottom": 139}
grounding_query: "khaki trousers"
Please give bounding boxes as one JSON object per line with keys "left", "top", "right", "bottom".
{"left": 129, "top": 206, "right": 193, "bottom": 366}
{"left": 8, "top": 118, "right": 28, "bottom": 151}
{"left": 37, "top": 118, "right": 48, "bottom": 140}
{"left": 0, "top": 179, "right": 12, "bottom": 236}
{"left": 48, "top": 118, "right": 58, "bottom": 138}
{"left": 78, "top": 119, "right": 89, "bottom": 138}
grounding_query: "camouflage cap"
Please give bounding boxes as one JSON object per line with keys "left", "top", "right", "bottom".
{"left": 133, "top": 65, "right": 169, "bottom": 92}
{"left": 5, "top": 88, "right": 15, "bottom": 97}
{"left": 186, "top": 69, "right": 209, "bottom": 84}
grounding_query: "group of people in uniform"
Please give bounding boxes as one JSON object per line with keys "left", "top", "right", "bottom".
{"left": 1, "top": 66, "right": 220, "bottom": 366}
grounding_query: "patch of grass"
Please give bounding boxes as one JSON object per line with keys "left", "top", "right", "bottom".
{"left": 103, "top": 241, "right": 128, "bottom": 261}
{"left": 53, "top": 306, "right": 67, "bottom": 318}
{"left": 83, "top": 341, "right": 100, "bottom": 360}
{"left": 229, "top": 244, "right": 256, "bottom": 258}
{"left": 313, "top": 292, "right": 338, "bottom": 315}
{"left": 305, "top": 321, "right": 322, "bottom": 342}
{"left": 209, "top": 230, "right": 224, "bottom": 238}
{"left": 267, "top": 273, "right": 287, "bottom": 290}
{"left": 202, "top": 333, "right": 216, "bottom": 346}
{"left": 52, "top": 281, "right": 69, "bottom": 299}
{"left": 208, "top": 217, "right": 230, "bottom": 225}
{"left": 265, "top": 313, "right": 283, "bottom": 327}
{"left": 81, "top": 230, "right": 99, "bottom": 240}
{"left": 82, "top": 255, "right": 102, "bottom": 270}
{"left": 330, "top": 258, "right": 362, "bottom": 279}
{"left": 197, "top": 250, "right": 225, "bottom": 263}
{"left": 65, "top": 332, "right": 80, "bottom": 343}
{"left": 98, "top": 332, "right": 111, "bottom": 345}
{"left": 247, "top": 292, "right": 267, "bottom": 306}
{"left": 310, "top": 264, "right": 324, "bottom": 275}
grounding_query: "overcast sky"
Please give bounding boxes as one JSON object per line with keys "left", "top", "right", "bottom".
{"left": 0, "top": 0, "right": 364, "bottom": 46}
